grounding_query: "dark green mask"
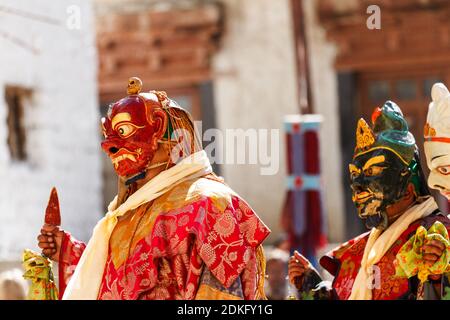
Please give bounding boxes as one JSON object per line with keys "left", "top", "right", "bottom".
{"left": 350, "top": 101, "right": 424, "bottom": 230}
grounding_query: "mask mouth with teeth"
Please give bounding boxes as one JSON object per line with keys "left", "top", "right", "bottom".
{"left": 350, "top": 101, "right": 428, "bottom": 230}
{"left": 100, "top": 77, "right": 201, "bottom": 185}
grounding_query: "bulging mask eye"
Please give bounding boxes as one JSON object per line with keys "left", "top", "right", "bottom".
{"left": 115, "top": 122, "right": 141, "bottom": 138}
{"left": 437, "top": 165, "right": 450, "bottom": 175}
{"left": 364, "top": 166, "right": 385, "bottom": 177}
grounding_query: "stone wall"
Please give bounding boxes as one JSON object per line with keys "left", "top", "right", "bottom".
{"left": 0, "top": 0, "right": 102, "bottom": 260}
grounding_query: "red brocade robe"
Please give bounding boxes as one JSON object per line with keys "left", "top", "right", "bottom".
{"left": 317, "top": 214, "right": 450, "bottom": 300}
{"left": 58, "top": 177, "right": 270, "bottom": 300}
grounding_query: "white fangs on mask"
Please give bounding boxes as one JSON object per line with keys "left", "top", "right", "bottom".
{"left": 112, "top": 153, "right": 138, "bottom": 168}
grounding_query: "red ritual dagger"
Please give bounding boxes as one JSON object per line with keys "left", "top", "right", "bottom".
{"left": 44, "top": 187, "right": 61, "bottom": 226}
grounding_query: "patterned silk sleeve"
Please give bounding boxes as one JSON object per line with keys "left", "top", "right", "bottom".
{"left": 194, "top": 245, "right": 263, "bottom": 300}
{"left": 239, "top": 245, "right": 264, "bottom": 300}
{"left": 58, "top": 231, "right": 86, "bottom": 298}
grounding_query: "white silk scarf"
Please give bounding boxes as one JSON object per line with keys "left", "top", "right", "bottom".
{"left": 348, "top": 196, "right": 438, "bottom": 300}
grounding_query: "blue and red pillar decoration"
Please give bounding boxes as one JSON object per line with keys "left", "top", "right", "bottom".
{"left": 281, "top": 115, "right": 327, "bottom": 267}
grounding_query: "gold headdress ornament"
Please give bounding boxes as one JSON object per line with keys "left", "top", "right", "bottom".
{"left": 127, "top": 77, "right": 142, "bottom": 95}
{"left": 356, "top": 118, "right": 376, "bottom": 151}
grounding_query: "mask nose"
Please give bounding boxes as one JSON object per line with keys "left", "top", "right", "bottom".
{"left": 101, "top": 139, "right": 120, "bottom": 155}
{"left": 109, "top": 147, "right": 119, "bottom": 154}
{"left": 351, "top": 176, "right": 364, "bottom": 192}
{"left": 427, "top": 172, "right": 445, "bottom": 191}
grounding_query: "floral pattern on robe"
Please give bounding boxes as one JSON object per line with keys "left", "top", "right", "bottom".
{"left": 59, "top": 177, "right": 270, "bottom": 300}
{"left": 319, "top": 214, "right": 450, "bottom": 300}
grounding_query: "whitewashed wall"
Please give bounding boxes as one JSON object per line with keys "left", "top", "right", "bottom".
{"left": 303, "top": 0, "right": 345, "bottom": 242}
{"left": 0, "top": 0, "right": 101, "bottom": 261}
{"left": 212, "top": 0, "right": 300, "bottom": 242}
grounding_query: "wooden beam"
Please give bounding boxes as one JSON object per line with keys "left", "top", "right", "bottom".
{"left": 335, "top": 50, "right": 450, "bottom": 72}
{"left": 291, "top": 0, "right": 313, "bottom": 114}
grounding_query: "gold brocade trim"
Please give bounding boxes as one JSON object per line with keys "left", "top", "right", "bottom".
{"left": 255, "top": 245, "right": 267, "bottom": 300}
{"left": 195, "top": 284, "right": 243, "bottom": 300}
{"left": 109, "top": 201, "right": 157, "bottom": 269}
{"left": 150, "top": 177, "right": 234, "bottom": 214}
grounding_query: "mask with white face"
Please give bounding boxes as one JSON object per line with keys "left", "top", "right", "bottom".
{"left": 424, "top": 83, "right": 450, "bottom": 199}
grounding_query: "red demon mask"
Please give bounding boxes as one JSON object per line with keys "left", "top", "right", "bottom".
{"left": 101, "top": 78, "right": 168, "bottom": 179}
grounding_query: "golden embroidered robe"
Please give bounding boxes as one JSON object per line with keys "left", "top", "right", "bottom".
{"left": 58, "top": 177, "right": 270, "bottom": 300}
